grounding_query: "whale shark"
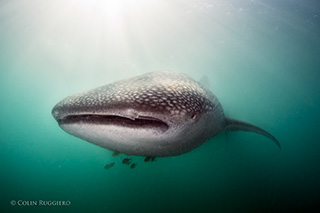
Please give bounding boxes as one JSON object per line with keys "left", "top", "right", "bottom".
{"left": 52, "top": 71, "right": 280, "bottom": 157}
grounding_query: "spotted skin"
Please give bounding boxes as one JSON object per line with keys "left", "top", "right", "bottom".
{"left": 52, "top": 71, "right": 218, "bottom": 122}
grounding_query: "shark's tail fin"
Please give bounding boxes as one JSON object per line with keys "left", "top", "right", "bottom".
{"left": 225, "top": 117, "right": 281, "bottom": 149}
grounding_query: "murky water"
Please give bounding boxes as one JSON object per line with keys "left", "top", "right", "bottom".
{"left": 1, "top": 0, "right": 319, "bottom": 212}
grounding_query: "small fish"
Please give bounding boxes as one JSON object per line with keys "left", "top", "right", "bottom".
{"left": 104, "top": 162, "right": 115, "bottom": 169}
{"left": 122, "top": 158, "right": 131, "bottom": 165}
{"left": 151, "top": 157, "right": 156, "bottom": 161}
{"left": 144, "top": 157, "right": 151, "bottom": 162}
{"left": 112, "top": 151, "right": 120, "bottom": 157}
{"left": 130, "top": 163, "right": 136, "bottom": 169}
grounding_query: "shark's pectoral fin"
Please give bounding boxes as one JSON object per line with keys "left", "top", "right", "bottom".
{"left": 225, "top": 117, "right": 281, "bottom": 149}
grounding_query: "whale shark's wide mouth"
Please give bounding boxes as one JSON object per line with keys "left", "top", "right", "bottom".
{"left": 57, "top": 114, "right": 169, "bottom": 132}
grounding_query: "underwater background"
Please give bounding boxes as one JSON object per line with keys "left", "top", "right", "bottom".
{"left": 1, "top": 0, "right": 319, "bottom": 212}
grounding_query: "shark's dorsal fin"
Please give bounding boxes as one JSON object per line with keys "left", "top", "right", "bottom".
{"left": 225, "top": 117, "right": 281, "bottom": 149}
{"left": 199, "top": 75, "right": 210, "bottom": 88}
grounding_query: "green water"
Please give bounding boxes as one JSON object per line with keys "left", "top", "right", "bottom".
{"left": 1, "top": 0, "right": 319, "bottom": 212}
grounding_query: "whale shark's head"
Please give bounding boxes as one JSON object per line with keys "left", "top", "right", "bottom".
{"left": 52, "top": 71, "right": 225, "bottom": 157}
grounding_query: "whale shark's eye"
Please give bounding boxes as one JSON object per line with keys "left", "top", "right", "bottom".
{"left": 191, "top": 114, "right": 197, "bottom": 120}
